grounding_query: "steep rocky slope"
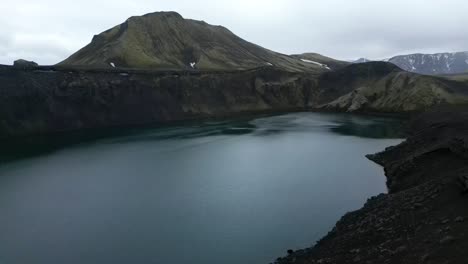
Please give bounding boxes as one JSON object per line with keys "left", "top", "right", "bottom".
{"left": 276, "top": 108, "right": 468, "bottom": 264}
{"left": 58, "top": 12, "right": 323, "bottom": 73}
{"left": 318, "top": 62, "right": 468, "bottom": 112}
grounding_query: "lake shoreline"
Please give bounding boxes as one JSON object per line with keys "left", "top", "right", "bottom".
{"left": 275, "top": 108, "right": 468, "bottom": 264}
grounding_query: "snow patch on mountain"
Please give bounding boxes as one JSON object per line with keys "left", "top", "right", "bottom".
{"left": 300, "top": 59, "right": 331, "bottom": 70}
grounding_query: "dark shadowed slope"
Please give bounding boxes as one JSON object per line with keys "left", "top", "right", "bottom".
{"left": 59, "top": 12, "right": 324, "bottom": 73}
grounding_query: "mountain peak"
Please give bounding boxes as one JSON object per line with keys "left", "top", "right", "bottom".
{"left": 142, "top": 11, "right": 183, "bottom": 18}
{"left": 125, "top": 11, "right": 184, "bottom": 23}
{"left": 353, "top": 58, "right": 372, "bottom": 63}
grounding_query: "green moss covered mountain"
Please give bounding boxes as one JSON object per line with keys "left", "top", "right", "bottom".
{"left": 59, "top": 12, "right": 324, "bottom": 72}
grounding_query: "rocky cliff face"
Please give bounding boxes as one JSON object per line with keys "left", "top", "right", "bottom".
{"left": 276, "top": 108, "right": 468, "bottom": 264}
{"left": 2, "top": 61, "right": 468, "bottom": 138}
{"left": 58, "top": 12, "right": 322, "bottom": 73}
{"left": 0, "top": 66, "right": 322, "bottom": 138}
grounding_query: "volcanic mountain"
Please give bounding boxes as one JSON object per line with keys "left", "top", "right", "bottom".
{"left": 59, "top": 12, "right": 324, "bottom": 72}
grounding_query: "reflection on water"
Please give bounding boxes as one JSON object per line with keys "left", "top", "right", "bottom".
{"left": 0, "top": 112, "right": 404, "bottom": 163}
{"left": 0, "top": 112, "right": 404, "bottom": 264}
{"left": 250, "top": 112, "right": 403, "bottom": 138}
{"left": 329, "top": 115, "right": 404, "bottom": 139}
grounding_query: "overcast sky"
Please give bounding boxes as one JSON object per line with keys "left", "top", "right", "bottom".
{"left": 1, "top": 0, "right": 467, "bottom": 65}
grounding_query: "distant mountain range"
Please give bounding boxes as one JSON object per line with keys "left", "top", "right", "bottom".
{"left": 352, "top": 52, "right": 468, "bottom": 75}
{"left": 388, "top": 52, "right": 468, "bottom": 75}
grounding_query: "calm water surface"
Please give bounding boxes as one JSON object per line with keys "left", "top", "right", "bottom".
{"left": 0, "top": 112, "right": 403, "bottom": 264}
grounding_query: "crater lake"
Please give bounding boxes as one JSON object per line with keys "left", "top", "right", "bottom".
{"left": 0, "top": 112, "right": 403, "bottom": 264}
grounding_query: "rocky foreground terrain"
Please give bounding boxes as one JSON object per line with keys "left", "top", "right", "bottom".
{"left": 275, "top": 108, "right": 468, "bottom": 264}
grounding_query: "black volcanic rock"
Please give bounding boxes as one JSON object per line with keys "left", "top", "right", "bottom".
{"left": 276, "top": 108, "right": 468, "bottom": 264}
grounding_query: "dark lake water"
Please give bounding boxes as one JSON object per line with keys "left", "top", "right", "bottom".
{"left": 0, "top": 112, "right": 403, "bottom": 264}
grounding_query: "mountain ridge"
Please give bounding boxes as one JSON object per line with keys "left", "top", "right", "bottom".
{"left": 350, "top": 51, "right": 468, "bottom": 75}
{"left": 388, "top": 51, "right": 468, "bottom": 75}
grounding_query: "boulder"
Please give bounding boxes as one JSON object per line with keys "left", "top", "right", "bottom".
{"left": 13, "top": 59, "right": 38, "bottom": 69}
{"left": 458, "top": 175, "right": 468, "bottom": 194}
